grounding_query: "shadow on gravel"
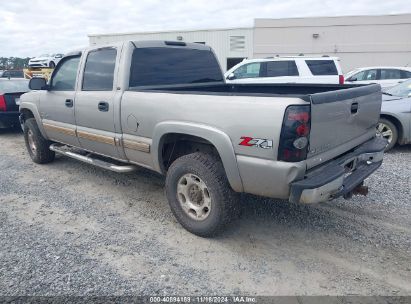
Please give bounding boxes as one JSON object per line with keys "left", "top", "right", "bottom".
{"left": 0, "top": 126, "right": 22, "bottom": 135}
{"left": 387, "top": 144, "right": 411, "bottom": 154}
{"left": 219, "top": 194, "right": 404, "bottom": 250}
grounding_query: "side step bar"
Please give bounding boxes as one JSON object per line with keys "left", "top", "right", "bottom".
{"left": 49, "top": 144, "right": 138, "bottom": 173}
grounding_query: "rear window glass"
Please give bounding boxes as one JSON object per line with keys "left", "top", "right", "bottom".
{"left": 129, "top": 47, "right": 223, "bottom": 87}
{"left": 306, "top": 60, "right": 338, "bottom": 75}
{"left": 265, "top": 61, "right": 299, "bottom": 77}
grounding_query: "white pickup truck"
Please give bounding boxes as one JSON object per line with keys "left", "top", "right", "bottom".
{"left": 19, "top": 41, "right": 386, "bottom": 237}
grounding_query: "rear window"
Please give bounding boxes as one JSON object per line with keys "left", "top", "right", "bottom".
{"left": 265, "top": 61, "right": 299, "bottom": 77}
{"left": 306, "top": 60, "right": 338, "bottom": 75}
{"left": 129, "top": 47, "right": 223, "bottom": 87}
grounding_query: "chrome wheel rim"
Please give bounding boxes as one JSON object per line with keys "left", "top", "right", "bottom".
{"left": 177, "top": 174, "right": 211, "bottom": 221}
{"left": 27, "top": 130, "right": 37, "bottom": 154}
{"left": 376, "top": 122, "right": 393, "bottom": 144}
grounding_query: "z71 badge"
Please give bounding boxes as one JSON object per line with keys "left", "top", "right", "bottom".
{"left": 239, "top": 136, "right": 273, "bottom": 149}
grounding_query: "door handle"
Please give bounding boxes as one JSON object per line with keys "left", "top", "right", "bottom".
{"left": 351, "top": 102, "right": 359, "bottom": 114}
{"left": 98, "top": 101, "right": 109, "bottom": 112}
{"left": 65, "top": 99, "right": 73, "bottom": 108}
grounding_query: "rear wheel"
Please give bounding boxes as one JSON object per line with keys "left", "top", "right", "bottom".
{"left": 376, "top": 118, "right": 398, "bottom": 151}
{"left": 24, "top": 118, "right": 55, "bottom": 164}
{"left": 165, "top": 152, "right": 238, "bottom": 237}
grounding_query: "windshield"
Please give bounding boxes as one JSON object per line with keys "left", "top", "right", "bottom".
{"left": 0, "top": 80, "right": 30, "bottom": 93}
{"left": 385, "top": 79, "right": 411, "bottom": 98}
{"left": 345, "top": 68, "right": 361, "bottom": 78}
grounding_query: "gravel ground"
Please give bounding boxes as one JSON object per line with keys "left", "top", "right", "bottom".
{"left": 0, "top": 128, "right": 410, "bottom": 296}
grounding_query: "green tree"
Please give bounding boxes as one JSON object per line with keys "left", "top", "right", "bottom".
{"left": 0, "top": 57, "right": 30, "bottom": 70}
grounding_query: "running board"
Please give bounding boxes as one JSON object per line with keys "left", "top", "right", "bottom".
{"left": 49, "top": 144, "right": 138, "bottom": 173}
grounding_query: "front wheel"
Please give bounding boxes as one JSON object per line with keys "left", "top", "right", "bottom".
{"left": 24, "top": 118, "right": 55, "bottom": 164}
{"left": 376, "top": 118, "right": 398, "bottom": 151}
{"left": 165, "top": 152, "right": 238, "bottom": 237}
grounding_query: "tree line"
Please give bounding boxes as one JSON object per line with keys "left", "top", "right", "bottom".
{"left": 0, "top": 57, "right": 31, "bottom": 70}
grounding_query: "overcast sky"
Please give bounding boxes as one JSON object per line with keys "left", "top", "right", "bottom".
{"left": 1, "top": 0, "right": 410, "bottom": 57}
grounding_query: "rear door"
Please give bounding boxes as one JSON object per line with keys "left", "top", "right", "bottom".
{"left": 39, "top": 54, "right": 81, "bottom": 147}
{"left": 379, "top": 69, "right": 403, "bottom": 88}
{"left": 307, "top": 84, "right": 382, "bottom": 168}
{"left": 262, "top": 60, "right": 300, "bottom": 83}
{"left": 75, "top": 46, "right": 122, "bottom": 159}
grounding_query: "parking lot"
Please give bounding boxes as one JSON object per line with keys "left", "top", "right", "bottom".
{"left": 0, "top": 128, "right": 410, "bottom": 296}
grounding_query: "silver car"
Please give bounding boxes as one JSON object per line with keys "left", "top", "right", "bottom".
{"left": 378, "top": 79, "right": 411, "bottom": 150}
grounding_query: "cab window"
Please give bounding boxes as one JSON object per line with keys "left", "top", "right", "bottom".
{"left": 50, "top": 56, "right": 80, "bottom": 91}
{"left": 82, "top": 48, "right": 117, "bottom": 91}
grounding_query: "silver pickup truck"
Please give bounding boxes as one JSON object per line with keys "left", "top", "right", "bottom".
{"left": 19, "top": 40, "right": 386, "bottom": 237}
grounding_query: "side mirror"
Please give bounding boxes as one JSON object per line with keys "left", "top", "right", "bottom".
{"left": 29, "top": 78, "right": 48, "bottom": 90}
{"left": 227, "top": 73, "right": 236, "bottom": 80}
{"left": 349, "top": 77, "right": 357, "bottom": 82}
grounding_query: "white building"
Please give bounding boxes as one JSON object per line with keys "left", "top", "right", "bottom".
{"left": 89, "top": 13, "right": 411, "bottom": 73}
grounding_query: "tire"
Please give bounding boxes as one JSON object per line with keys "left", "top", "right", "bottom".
{"left": 376, "top": 118, "right": 398, "bottom": 151}
{"left": 165, "top": 152, "right": 238, "bottom": 237}
{"left": 24, "top": 118, "right": 55, "bottom": 164}
{"left": 49, "top": 61, "right": 55, "bottom": 68}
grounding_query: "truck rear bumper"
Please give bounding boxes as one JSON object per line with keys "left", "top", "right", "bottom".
{"left": 289, "top": 137, "right": 387, "bottom": 204}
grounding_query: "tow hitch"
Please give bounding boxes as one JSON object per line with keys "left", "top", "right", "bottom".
{"left": 344, "top": 183, "right": 369, "bottom": 199}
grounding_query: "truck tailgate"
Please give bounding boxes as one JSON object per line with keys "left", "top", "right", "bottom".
{"left": 307, "top": 84, "right": 382, "bottom": 169}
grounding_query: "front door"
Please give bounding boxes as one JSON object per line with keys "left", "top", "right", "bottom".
{"left": 39, "top": 55, "right": 81, "bottom": 147}
{"left": 74, "top": 47, "right": 121, "bottom": 159}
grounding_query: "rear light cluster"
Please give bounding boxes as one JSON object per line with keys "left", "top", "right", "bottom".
{"left": 0, "top": 95, "right": 6, "bottom": 112}
{"left": 339, "top": 74, "right": 345, "bottom": 84}
{"left": 278, "top": 105, "right": 311, "bottom": 162}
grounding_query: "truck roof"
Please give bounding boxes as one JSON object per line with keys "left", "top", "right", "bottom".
{"left": 132, "top": 40, "right": 212, "bottom": 50}
{"left": 69, "top": 41, "right": 212, "bottom": 58}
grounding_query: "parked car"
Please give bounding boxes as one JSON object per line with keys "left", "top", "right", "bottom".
{"left": 0, "top": 78, "right": 30, "bottom": 128}
{"left": 376, "top": 79, "right": 411, "bottom": 150}
{"left": 28, "top": 53, "right": 64, "bottom": 68}
{"left": 225, "top": 56, "right": 344, "bottom": 84}
{"left": 345, "top": 67, "right": 411, "bottom": 89}
{"left": 20, "top": 41, "right": 386, "bottom": 237}
{"left": 0, "top": 70, "right": 24, "bottom": 78}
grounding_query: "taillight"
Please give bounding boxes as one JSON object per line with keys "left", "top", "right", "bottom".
{"left": 278, "top": 105, "right": 311, "bottom": 162}
{"left": 0, "top": 95, "right": 6, "bottom": 112}
{"left": 339, "top": 74, "right": 344, "bottom": 84}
